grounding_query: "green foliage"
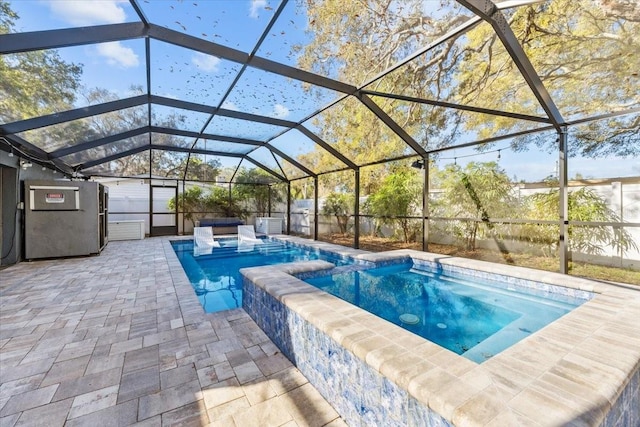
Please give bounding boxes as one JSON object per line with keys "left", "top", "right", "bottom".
{"left": 296, "top": 0, "right": 639, "bottom": 173}
{"left": 58, "top": 86, "right": 213, "bottom": 177}
{"left": 526, "top": 185, "right": 638, "bottom": 256}
{"left": 365, "top": 168, "right": 422, "bottom": 242}
{"left": 168, "top": 185, "right": 247, "bottom": 226}
{"left": 455, "top": 0, "right": 639, "bottom": 156}
{"left": 289, "top": 178, "right": 314, "bottom": 200}
{"left": 168, "top": 186, "right": 209, "bottom": 225}
{"left": 234, "top": 169, "right": 283, "bottom": 216}
{"left": 296, "top": 0, "right": 472, "bottom": 190}
{"left": 432, "top": 162, "right": 518, "bottom": 250}
{"left": 0, "top": 1, "right": 82, "bottom": 125}
{"left": 183, "top": 157, "right": 221, "bottom": 182}
{"left": 207, "top": 186, "right": 248, "bottom": 219}
{"left": 321, "top": 192, "right": 354, "bottom": 234}
{"left": 0, "top": 0, "right": 16, "bottom": 32}
{"left": 431, "top": 165, "right": 637, "bottom": 257}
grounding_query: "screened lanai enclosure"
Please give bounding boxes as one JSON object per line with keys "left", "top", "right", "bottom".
{"left": 1, "top": 0, "right": 639, "bottom": 283}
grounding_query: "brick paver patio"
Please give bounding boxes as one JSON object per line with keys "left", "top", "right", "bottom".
{"left": 0, "top": 237, "right": 346, "bottom": 427}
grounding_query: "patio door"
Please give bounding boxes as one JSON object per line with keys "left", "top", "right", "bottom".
{"left": 150, "top": 184, "right": 177, "bottom": 236}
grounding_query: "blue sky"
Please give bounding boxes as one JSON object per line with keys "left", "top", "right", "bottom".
{"left": 9, "top": 0, "right": 317, "bottom": 173}
{"left": 9, "top": 0, "right": 331, "bottom": 119}
{"left": 12, "top": 1, "right": 145, "bottom": 92}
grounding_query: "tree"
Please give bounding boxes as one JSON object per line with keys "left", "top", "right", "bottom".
{"left": 597, "top": 0, "right": 640, "bottom": 21}
{"left": 294, "top": 0, "right": 639, "bottom": 184}
{"left": 168, "top": 186, "right": 212, "bottom": 226}
{"left": 58, "top": 86, "right": 210, "bottom": 177}
{"left": 299, "top": 0, "right": 471, "bottom": 89}
{"left": 233, "top": 168, "right": 284, "bottom": 217}
{"left": 72, "top": 87, "right": 149, "bottom": 175}
{"left": 295, "top": 0, "right": 472, "bottom": 192}
{"left": 321, "top": 192, "right": 353, "bottom": 234}
{"left": 184, "top": 157, "right": 222, "bottom": 182}
{"left": 154, "top": 155, "right": 221, "bottom": 182}
{"left": 455, "top": 0, "right": 639, "bottom": 157}
{"left": 206, "top": 186, "right": 247, "bottom": 219}
{"left": 525, "top": 182, "right": 637, "bottom": 256}
{"left": 168, "top": 185, "right": 247, "bottom": 227}
{"left": 301, "top": 97, "right": 411, "bottom": 195}
{"left": 431, "top": 162, "right": 519, "bottom": 250}
{"left": 0, "top": 1, "right": 82, "bottom": 126}
{"left": 364, "top": 168, "right": 422, "bottom": 242}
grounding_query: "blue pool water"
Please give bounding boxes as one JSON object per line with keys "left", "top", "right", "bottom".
{"left": 171, "top": 238, "right": 352, "bottom": 313}
{"left": 305, "top": 263, "right": 587, "bottom": 363}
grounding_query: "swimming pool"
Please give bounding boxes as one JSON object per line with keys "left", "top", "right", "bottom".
{"left": 240, "top": 242, "right": 638, "bottom": 427}
{"left": 304, "top": 262, "right": 587, "bottom": 363}
{"left": 170, "top": 238, "right": 354, "bottom": 312}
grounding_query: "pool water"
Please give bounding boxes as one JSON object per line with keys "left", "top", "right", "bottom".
{"left": 171, "top": 239, "right": 351, "bottom": 313}
{"left": 305, "top": 263, "right": 587, "bottom": 363}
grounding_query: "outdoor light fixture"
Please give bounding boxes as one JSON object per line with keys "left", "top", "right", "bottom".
{"left": 411, "top": 159, "right": 425, "bottom": 169}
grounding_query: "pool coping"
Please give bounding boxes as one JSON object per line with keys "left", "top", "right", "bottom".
{"left": 239, "top": 235, "right": 640, "bottom": 426}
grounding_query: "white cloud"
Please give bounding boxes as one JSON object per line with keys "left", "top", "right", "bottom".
{"left": 191, "top": 53, "right": 221, "bottom": 73}
{"left": 158, "top": 92, "right": 180, "bottom": 100}
{"left": 222, "top": 101, "right": 239, "bottom": 111}
{"left": 96, "top": 42, "right": 139, "bottom": 68}
{"left": 48, "top": 0, "right": 127, "bottom": 26}
{"left": 249, "top": 0, "right": 267, "bottom": 19}
{"left": 273, "top": 104, "right": 290, "bottom": 118}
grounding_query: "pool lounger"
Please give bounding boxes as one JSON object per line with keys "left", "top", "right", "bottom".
{"left": 194, "top": 226, "right": 220, "bottom": 256}
{"left": 238, "top": 225, "right": 264, "bottom": 245}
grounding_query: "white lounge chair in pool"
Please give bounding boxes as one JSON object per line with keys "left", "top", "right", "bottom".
{"left": 194, "top": 226, "right": 220, "bottom": 256}
{"left": 237, "top": 225, "right": 263, "bottom": 245}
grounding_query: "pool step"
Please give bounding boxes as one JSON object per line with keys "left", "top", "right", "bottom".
{"left": 189, "top": 243, "right": 297, "bottom": 259}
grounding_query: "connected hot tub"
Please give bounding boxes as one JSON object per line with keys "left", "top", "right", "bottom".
{"left": 241, "top": 237, "right": 640, "bottom": 427}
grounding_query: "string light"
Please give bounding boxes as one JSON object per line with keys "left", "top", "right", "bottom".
{"left": 439, "top": 145, "right": 511, "bottom": 162}
{"left": 2, "top": 137, "right": 64, "bottom": 176}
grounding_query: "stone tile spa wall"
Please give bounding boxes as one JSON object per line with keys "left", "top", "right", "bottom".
{"left": 241, "top": 261, "right": 451, "bottom": 426}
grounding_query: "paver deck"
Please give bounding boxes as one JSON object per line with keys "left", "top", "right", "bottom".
{"left": 0, "top": 237, "right": 347, "bottom": 427}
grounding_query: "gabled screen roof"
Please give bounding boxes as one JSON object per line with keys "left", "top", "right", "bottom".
{"left": 1, "top": 0, "right": 638, "bottom": 183}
